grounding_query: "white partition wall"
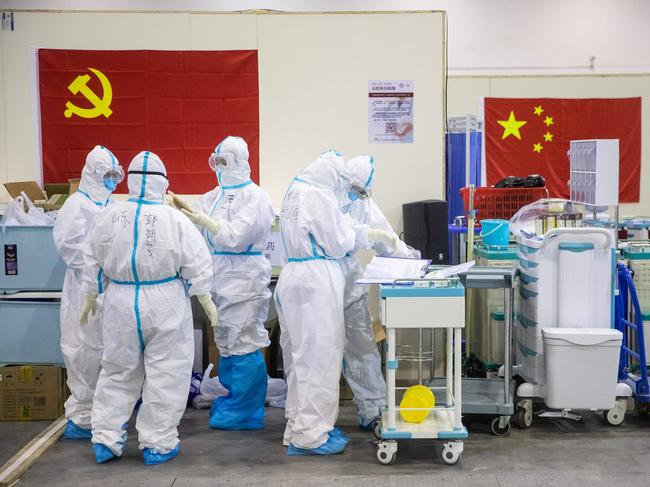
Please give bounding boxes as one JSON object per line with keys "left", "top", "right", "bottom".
{"left": 258, "top": 12, "right": 446, "bottom": 227}
{"left": 0, "top": 10, "right": 447, "bottom": 231}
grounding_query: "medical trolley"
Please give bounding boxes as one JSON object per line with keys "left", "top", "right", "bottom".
{"left": 376, "top": 277, "right": 467, "bottom": 466}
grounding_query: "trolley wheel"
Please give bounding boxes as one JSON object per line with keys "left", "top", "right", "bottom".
{"left": 490, "top": 416, "right": 511, "bottom": 436}
{"left": 603, "top": 406, "right": 625, "bottom": 426}
{"left": 376, "top": 441, "right": 397, "bottom": 465}
{"left": 514, "top": 406, "right": 533, "bottom": 429}
{"left": 373, "top": 420, "right": 382, "bottom": 440}
{"left": 440, "top": 442, "right": 462, "bottom": 466}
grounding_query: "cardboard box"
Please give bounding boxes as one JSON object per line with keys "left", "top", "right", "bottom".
{"left": 193, "top": 329, "right": 203, "bottom": 374}
{"left": 68, "top": 178, "right": 80, "bottom": 194}
{"left": 372, "top": 318, "right": 387, "bottom": 342}
{"left": 4, "top": 181, "right": 47, "bottom": 203}
{"left": 339, "top": 376, "right": 354, "bottom": 402}
{"left": 0, "top": 365, "right": 66, "bottom": 421}
{"left": 4, "top": 180, "right": 73, "bottom": 211}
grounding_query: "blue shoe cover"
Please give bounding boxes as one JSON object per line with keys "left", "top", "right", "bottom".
{"left": 359, "top": 417, "right": 379, "bottom": 432}
{"left": 143, "top": 445, "right": 180, "bottom": 466}
{"left": 93, "top": 443, "right": 118, "bottom": 464}
{"left": 63, "top": 420, "right": 92, "bottom": 439}
{"left": 330, "top": 427, "right": 349, "bottom": 443}
{"left": 209, "top": 351, "right": 267, "bottom": 430}
{"left": 287, "top": 433, "right": 347, "bottom": 456}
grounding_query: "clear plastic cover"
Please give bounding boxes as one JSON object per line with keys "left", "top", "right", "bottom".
{"left": 509, "top": 198, "right": 582, "bottom": 238}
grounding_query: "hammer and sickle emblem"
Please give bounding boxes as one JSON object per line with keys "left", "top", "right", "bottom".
{"left": 64, "top": 67, "right": 113, "bottom": 119}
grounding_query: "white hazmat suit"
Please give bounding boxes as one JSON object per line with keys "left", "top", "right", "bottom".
{"left": 83, "top": 151, "right": 214, "bottom": 464}
{"left": 53, "top": 145, "right": 121, "bottom": 438}
{"left": 275, "top": 150, "right": 376, "bottom": 453}
{"left": 185, "top": 136, "right": 274, "bottom": 430}
{"left": 339, "top": 155, "right": 418, "bottom": 429}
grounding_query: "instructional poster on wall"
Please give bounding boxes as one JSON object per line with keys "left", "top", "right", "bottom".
{"left": 368, "top": 80, "right": 414, "bottom": 143}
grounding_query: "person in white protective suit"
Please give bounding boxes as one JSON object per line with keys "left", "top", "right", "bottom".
{"left": 339, "top": 155, "right": 419, "bottom": 432}
{"left": 172, "top": 136, "right": 275, "bottom": 430}
{"left": 53, "top": 145, "right": 123, "bottom": 440}
{"left": 275, "top": 150, "right": 398, "bottom": 455}
{"left": 80, "top": 151, "right": 216, "bottom": 466}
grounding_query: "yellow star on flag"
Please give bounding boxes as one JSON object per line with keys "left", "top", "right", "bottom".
{"left": 497, "top": 111, "right": 527, "bottom": 140}
{"left": 544, "top": 116, "right": 554, "bottom": 127}
{"left": 533, "top": 105, "right": 544, "bottom": 116}
{"left": 533, "top": 143, "right": 543, "bottom": 153}
{"left": 543, "top": 131, "right": 554, "bottom": 142}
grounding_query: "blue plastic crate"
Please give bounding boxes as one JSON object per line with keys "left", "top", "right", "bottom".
{"left": 1, "top": 226, "right": 66, "bottom": 292}
{"left": 0, "top": 298, "right": 63, "bottom": 364}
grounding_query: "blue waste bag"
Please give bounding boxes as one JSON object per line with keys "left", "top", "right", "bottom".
{"left": 209, "top": 350, "right": 267, "bottom": 430}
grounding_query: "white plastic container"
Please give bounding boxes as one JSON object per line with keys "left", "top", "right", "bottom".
{"left": 542, "top": 328, "right": 622, "bottom": 410}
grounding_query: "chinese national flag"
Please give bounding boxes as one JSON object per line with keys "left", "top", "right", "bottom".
{"left": 484, "top": 97, "right": 641, "bottom": 203}
{"left": 38, "top": 49, "right": 259, "bottom": 194}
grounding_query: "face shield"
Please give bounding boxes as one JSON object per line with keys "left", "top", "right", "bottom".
{"left": 102, "top": 166, "right": 125, "bottom": 191}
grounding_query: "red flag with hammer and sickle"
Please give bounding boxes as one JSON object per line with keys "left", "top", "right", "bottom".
{"left": 38, "top": 49, "right": 259, "bottom": 193}
{"left": 484, "top": 97, "right": 641, "bottom": 202}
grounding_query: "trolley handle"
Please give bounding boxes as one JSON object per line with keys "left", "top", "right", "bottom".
{"left": 540, "top": 227, "right": 612, "bottom": 251}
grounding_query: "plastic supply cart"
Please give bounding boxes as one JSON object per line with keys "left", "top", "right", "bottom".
{"left": 376, "top": 277, "right": 467, "bottom": 466}
{"left": 513, "top": 228, "right": 632, "bottom": 427}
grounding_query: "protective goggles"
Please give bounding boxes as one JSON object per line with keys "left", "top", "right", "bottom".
{"left": 208, "top": 151, "right": 235, "bottom": 172}
{"left": 348, "top": 183, "right": 371, "bottom": 201}
{"left": 103, "top": 167, "right": 125, "bottom": 184}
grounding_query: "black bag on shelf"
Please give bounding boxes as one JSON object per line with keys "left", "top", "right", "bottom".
{"left": 494, "top": 176, "right": 524, "bottom": 188}
{"left": 494, "top": 174, "right": 545, "bottom": 188}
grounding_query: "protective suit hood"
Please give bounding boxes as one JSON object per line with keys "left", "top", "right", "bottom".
{"left": 127, "top": 151, "right": 168, "bottom": 204}
{"left": 213, "top": 136, "right": 251, "bottom": 187}
{"left": 298, "top": 150, "right": 348, "bottom": 201}
{"left": 341, "top": 154, "right": 375, "bottom": 211}
{"left": 79, "top": 145, "right": 120, "bottom": 205}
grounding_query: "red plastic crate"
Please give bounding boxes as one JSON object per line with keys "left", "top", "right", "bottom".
{"left": 460, "top": 187, "right": 548, "bottom": 223}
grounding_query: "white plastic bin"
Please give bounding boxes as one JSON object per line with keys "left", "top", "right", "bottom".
{"left": 542, "top": 328, "right": 622, "bottom": 410}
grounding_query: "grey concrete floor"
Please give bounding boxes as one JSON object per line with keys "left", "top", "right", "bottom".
{"left": 0, "top": 420, "right": 51, "bottom": 465}
{"left": 10, "top": 405, "right": 650, "bottom": 487}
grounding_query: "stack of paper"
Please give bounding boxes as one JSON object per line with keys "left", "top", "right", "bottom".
{"left": 356, "top": 256, "right": 431, "bottom": 284}
{"left": 429, "top": 260, "right": 475, "bottom": 279}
